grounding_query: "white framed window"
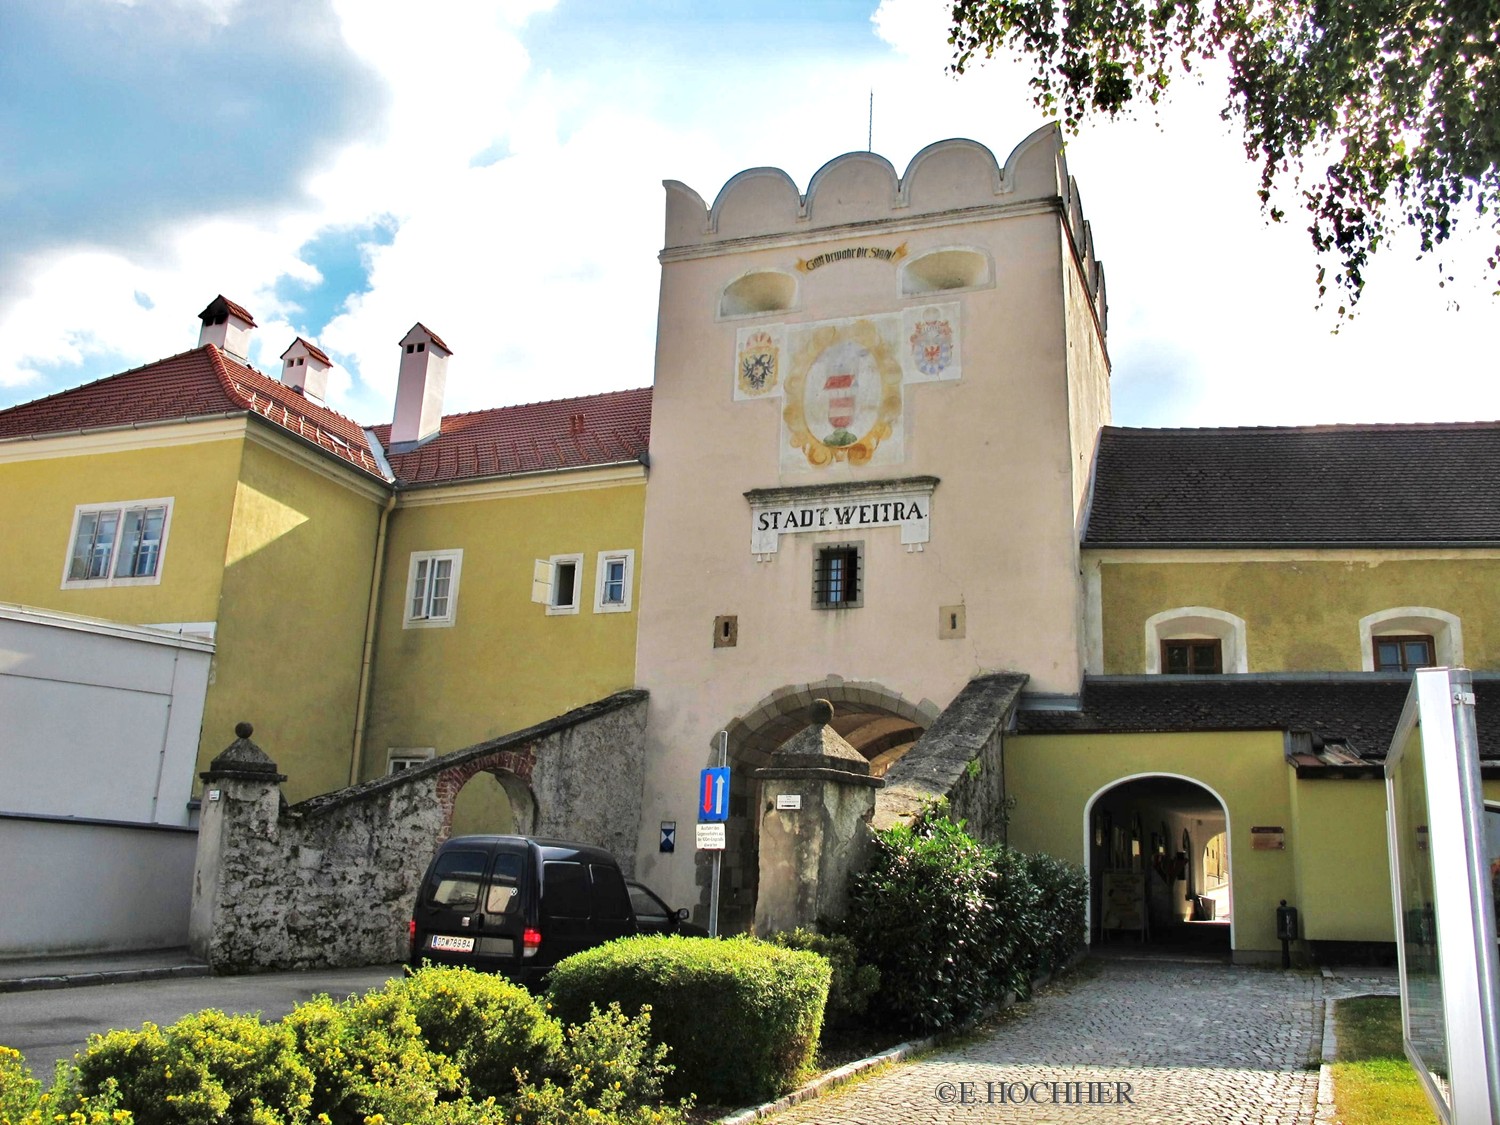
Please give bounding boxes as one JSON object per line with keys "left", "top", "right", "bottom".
{"left": 594, "top": 549, "right": 635, "bottom": 613}
{"left": 404, "top": 549, "right": 462, "bottom": 628}
{"left": 62, "top": 498, "right": 173, "bottom": 589}
{"left": 531, "top": 553, "right": 584, "bottom": 615}
{"left": 1144, "top": 607, "right": 1248, "bottom": 674}
{"left": 1359, "top": 607, "right": 1462, "bottom": 671}
{"left": 388, "top": 747, "right": 435, "bottom": 774}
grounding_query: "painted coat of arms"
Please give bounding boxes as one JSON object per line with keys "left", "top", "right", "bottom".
{"left": 901, "top": 302, "right": 962, "bottom": 383}
{"left": 734, "top": 327, "right": 783, "bottom": 400}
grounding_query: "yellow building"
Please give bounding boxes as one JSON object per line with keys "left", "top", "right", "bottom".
{"left": 1004, "top": 422, "right": 1500, "bottom": 958}
{"left": 0, "top": 298, "right": 648, "bottom": 814}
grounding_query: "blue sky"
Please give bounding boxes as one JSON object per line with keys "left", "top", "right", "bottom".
{"left": 1, "top": 0, "right": 1495, "bottom": 428}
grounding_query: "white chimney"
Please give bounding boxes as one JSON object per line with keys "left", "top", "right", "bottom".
{"left": 278, "top": 336, "right": 333, "bottom": 403}
{"left": 197, "top": 295, "right": 256, "bottom": 360}
{"left": 390, "top": 323, "right": 451, "bottom": 448}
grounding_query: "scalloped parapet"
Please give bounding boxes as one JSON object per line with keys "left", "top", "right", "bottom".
{"left": 663, "top": 125, "right": 1106, "bottom": 330}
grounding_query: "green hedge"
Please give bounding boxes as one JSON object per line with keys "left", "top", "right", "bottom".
{"left": 72, "top": 1010, "right": 313, "bottom": 1125}
{"left": 1026, "top": 851, "right": 1088, "bottom": 976}
{"left": 13, "top": 967, "right": 690, "bottom": 1125}
{"left": 844, "top": 801, "right": 1086, "bottom": 1034}
{"left": 395, "top": 966, "right": 562, "bottom": 1101}
{"left": 767, "top": 928, "right": 879, "bottom": 1028}
{"left": 281, "top": 983, "right": 460, "bottom": 1124}
{"left": 546, "top": 936, "right": 830, "bottom": 1106}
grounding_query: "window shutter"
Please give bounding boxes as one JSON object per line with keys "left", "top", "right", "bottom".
{"left": 530, "top": 559, "right": 552, "bottom": 604}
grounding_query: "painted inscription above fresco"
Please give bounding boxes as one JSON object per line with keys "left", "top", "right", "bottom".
{"left": 795, "top": 243, "right": 908, "bottom": 272}
{"left": 733, "top": 302, "right": 962, "bottom": 468}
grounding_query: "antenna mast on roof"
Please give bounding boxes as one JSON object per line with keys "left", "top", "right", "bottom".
{"left": 867, "top": 89, "right": 873, "bottom": 151}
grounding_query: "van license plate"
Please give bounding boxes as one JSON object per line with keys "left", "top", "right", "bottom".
{"left": 430, "top": 935, "right": 475, "bottom": 952}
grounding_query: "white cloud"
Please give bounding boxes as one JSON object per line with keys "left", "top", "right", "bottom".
{"left": 2, "top": 0, "right": 1495, "bottom": 432}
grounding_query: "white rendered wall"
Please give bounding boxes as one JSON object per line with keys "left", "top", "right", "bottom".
{"left": 0, "top": 605, "right": 213, "bottom": 826}
{"left": 0, "top": 817, "right": 197, "bottom": 956}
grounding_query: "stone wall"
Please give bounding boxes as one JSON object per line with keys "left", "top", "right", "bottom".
{"left": 190, "top": 690, "right": 648, "bottom": 971}
{"left": 872, "top": 673, "right": 1027, "bottom": 842}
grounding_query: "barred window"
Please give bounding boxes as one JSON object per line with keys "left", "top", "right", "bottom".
{"left": 813, "top": 543, "right": 863, "bottom": 609}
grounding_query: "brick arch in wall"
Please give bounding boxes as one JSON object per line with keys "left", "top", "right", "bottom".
{"left": 701, "top": 676, "right": 936, "bottom": 933}
{"left": 434, "top": 745, "right": 540, "bottom": 842}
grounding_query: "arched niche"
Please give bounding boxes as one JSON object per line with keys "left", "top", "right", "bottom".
{"left": 900, "top": 248, "right": 991, "bottom": 296}
{"left": 719, "top": 270, "right": 797, "bottom": 318}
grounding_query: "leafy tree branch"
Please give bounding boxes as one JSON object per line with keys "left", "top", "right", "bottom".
{"left": 949, "top": 0, "right": 1500, "bottom": 312}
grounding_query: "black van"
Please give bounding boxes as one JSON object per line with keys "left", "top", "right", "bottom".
{"left": 408, "top": 835, "right": 635, "bottom": 988}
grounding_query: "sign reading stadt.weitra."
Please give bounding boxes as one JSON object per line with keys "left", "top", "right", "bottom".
{"left": 750, "top": 489, "right": 932, "bottom": 554}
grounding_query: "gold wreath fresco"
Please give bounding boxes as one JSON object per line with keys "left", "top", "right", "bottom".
{"left": 733, "top": 304, "right": 961, "bottom": 470}
{"left": 783, "top": 317, "right": 904, "bottom": 469}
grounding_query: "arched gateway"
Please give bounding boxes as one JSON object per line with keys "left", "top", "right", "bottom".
{"left": 1084, "top": 773, "right": 1233, "bottom": 954}
{"left": 708, "top": 677, "right": 933, "bottom": 931}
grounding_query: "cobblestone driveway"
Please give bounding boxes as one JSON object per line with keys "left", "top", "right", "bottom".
{"left": 766, "top": 959, "right": 1396, "bottom": 1125}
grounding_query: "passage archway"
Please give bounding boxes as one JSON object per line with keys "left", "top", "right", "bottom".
{"left": 1085, "top": 773, "right": 1232, "bottom": 954}
{"left": 448, "top": 769, "right": 538, "bottom": 838}
{"left": 708, "top": 678, "right": 932, "bottom": 933}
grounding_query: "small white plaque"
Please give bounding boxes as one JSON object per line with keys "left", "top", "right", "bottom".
{"left": 776, "top": 794, "right": 802, "bottom": 811}
{"left": 696, "top": 823, "right": 726, "bottom": 851}
{"left": 207, "top": 789, "right": 221, "bottom": 802}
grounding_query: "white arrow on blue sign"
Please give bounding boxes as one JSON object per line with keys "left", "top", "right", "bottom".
{"left": 699, "top": 767, "right": 730, "bottom": 822}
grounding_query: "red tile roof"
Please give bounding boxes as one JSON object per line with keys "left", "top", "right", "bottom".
{"left": 0, "top": 348, "right": 653, "bottom": 489}
{"left": 0, "top": 345, "right": 384, "bottom": 478}
{"left": 370, "top": 387, "right": 652, "bottom": 486}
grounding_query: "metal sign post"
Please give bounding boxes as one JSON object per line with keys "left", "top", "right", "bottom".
{"left": 698, "top": 731, "right": 730, "bottom": 937}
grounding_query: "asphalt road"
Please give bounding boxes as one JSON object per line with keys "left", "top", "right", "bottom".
{"left": 0, "top": 966, "right": 404, "bottom": 1078}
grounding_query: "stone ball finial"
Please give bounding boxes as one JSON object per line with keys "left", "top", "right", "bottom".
{"left": 810, "top": 699, "right": 834, "bottom": 726}
{"left": 202, "top": 720, "right": 286, "bottom": 784}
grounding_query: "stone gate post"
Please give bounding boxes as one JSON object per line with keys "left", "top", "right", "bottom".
{"left": 753, "top": 700, "right": 884, "bottom": 935}
{"left": 188, "top": 722, "right": 286, "bottom": 966}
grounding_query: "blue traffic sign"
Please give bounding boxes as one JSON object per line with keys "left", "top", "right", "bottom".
{"left": 699, "top": 767, "right": 730, "bottom": 822}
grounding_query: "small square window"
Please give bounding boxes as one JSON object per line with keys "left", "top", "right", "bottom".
{"left": 533, "top": 553, "right": 584, "bottom": 615}
{"left": 1373, "top": 635, "right": 1435, "bottom": 672}
{"left": 404, "top": 549, "right": 462, "bottom": 628}
{"left": 813, "top": 543, "right": 863, "bottom": 609}
{"left": 594, "top": 550, "right": 635, "bottom": 613}
{"left": 62, "top": 498, "right": 173, "bottom": 589}
{"left": 1161, "top": 639, "right": 1222, "bottom": 674}
{"left": 388, "top": 748, "right": 435, "bottom": 773}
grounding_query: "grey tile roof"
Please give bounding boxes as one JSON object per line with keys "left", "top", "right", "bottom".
{"left": 1015, "top": 674, "right": 1500, "bottom": 765}
{"left": 1083, "top": 422, "right": 1500, "bottom": 547}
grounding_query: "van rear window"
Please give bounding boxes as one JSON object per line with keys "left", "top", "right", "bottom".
{"left": 424, "top": 850, "right": 486, "bottom": 910}
{"left": 485, "top": 852, "right": 524, "bottom": 914}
